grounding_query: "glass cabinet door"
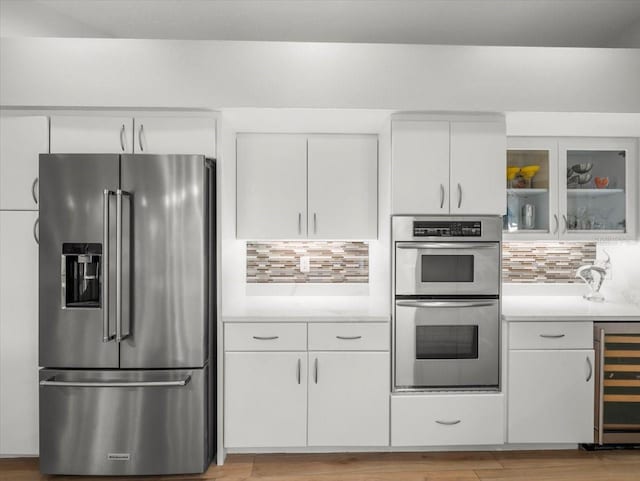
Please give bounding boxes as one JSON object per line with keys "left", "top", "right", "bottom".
{"left": 559, "top": 138, "right": 637, "bottom": 239}
{"left": 504, "top": 137, "right": 558, "bottom": 239}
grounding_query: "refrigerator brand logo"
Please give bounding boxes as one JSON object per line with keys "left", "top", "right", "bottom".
{"left": 108, "top": 453, "right": 130, "bottom": 461}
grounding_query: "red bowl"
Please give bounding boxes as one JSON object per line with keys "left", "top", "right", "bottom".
{"left": 594, "top": 177, "right": 609, "bottom": 189}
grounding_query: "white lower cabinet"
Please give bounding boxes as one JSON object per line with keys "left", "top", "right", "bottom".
{"left": 0, "top": 211, "right": 39, "bottom": 455}
{"left": 508, "top": 349, "right": 594, "bottom": 443}
{"left": 308, "top": 352, "right": 389, "bottom": 446}
{"left": 224, "top": 351, "right": 307, "bottom": 448}
{"left": 391, "top": 394, "right": 504, "bottom": 447}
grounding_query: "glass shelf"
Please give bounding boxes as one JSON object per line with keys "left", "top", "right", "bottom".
{"left": 567, "top": 188, "right": 624, "bottom": 196}
{"left": 507, "top": 188, "right": 548, "bottom": 195}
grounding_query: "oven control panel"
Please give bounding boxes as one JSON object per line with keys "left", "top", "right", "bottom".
{"left": 413, "top": 221, "right": 482, "bottom": 237}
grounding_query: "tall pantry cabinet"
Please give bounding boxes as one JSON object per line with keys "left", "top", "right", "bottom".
{"left": 0, "top": 116, "right": 48, "bottom": 456}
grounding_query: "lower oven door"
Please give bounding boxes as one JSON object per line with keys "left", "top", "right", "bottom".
{"left": 395, "top": 299, "right": 500, "bottom": 391}
{"left": 39, "top": 367, "right": 209, "bottom": 476}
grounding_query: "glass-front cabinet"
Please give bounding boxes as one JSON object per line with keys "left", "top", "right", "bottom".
{"left": 505, "top": 137, "right": 637, "bottom": 241}
{"left": 505, "top": 137, "right": 558, "bottom": 239}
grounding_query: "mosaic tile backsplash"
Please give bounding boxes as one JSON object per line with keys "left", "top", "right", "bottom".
{"left": 502, "top": 242, "right": 597, "bottom": 283}
{"left": 247, "top": 242, "right": 369, "bottom": 283}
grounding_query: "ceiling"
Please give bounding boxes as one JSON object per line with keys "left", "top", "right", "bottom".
{"left": 1, "top": 0, "right": 639, "bottom": 48}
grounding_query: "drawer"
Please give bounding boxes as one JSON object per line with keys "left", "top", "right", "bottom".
{"left": 225, "top": 323, "right": 307, "bottom": 351}
{"left": 391, "top": 394, "right": 504, "bottom": 447}
{"left": 308, "top": 323, "right": 389, "bottom": 351}
{"left": 509, "top": 322, "right": 593, "bottom": 350}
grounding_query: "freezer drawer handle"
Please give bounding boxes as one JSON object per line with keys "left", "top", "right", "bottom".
{"left": 436, "top": 419, "right": 461, "bottom": 426}
{"left": 539, "top": 333, "right": 565, "bottom": 339}
{"left": 252, "top": 336, "right": 279, "bottom": 340}
{"left": 40, "top": 375, "right": 191, "bottom": 388}
{"left": 336, "top": 335, "right": 362, "bottom": 340}
{"left": 396, "top": 300, "right": 496, "bottom": 309}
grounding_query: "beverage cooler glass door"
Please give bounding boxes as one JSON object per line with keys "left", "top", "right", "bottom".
{"left": 39, "top": 154, "right": 119, "bottom": 369}
{"left": 395, "top": 242, "right": 500, "bottom": 296}
{"left": 395, "top": 299, "right": 500, "bottom": 390}
{"left": 119, "top": 155, "right": 210, "bottom": 369}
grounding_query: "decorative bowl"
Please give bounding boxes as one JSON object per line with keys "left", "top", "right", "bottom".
{"left": 519, "top": 165, "right": 540, "bottom": 179}
{"left": 507, "top": 167, "right": 520, "bottom": 181}
{"left": 571, "top": 163, "right": 593, "bottom": 174}
{"left": 595, "top": 177, "right": 609, "bottom": 189}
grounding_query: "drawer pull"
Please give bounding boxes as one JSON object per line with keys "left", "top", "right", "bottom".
{"left": 435, "top": 419, "right": 461, "bottom": 426}
{"left": 336, "top": 335, "right": 362, "bottom": 340}
{"left": 539, "top": 334, "right": 565, "bottom": 339}
{"left": 252, "top": 336, "right": 279, "bottom": 341}
{"left": 586, "top": 355, "right": 593, "bottom": 382}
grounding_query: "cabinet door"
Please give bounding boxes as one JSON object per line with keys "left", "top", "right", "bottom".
{"left": 508, "top": 350, "right": 594, "bottom": 443}
{"left": 307, "top": 135, "right": 377, "bottom": 239}
{"left": 236, "top": 134, "right": 307, "bottom": 239}
{"left": 133, "top": 117, "right": 216, "bottom": 157}
{"left": 308, "top": 352, "right": 389, "bottom": 446}
{"left": 0, "top": 116, "right": 48, "bottom": 210}
{"left": 450, "top": 121, "right": 506, "bottom": 215}
{"left": 391, "top": 120, "right": 450, "bottom": 215}
{"left": 558, "top": 137, "right": 637, "bottom": 240}
{"left": 224, "top": 352, "right": 307, "bottom": 448}
{"left": 0, "top": 211, "right": 39, "bottom": 455}
{"left": 50, "top": 116, "right": 133, "bottom": 153}
{"left": 504, "top": 137, "right": 559, "bottom": 240}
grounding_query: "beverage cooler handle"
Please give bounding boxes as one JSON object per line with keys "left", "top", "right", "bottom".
{"left": 103, "top": 190, "right": 115, "bottom": 342}
{"left": 598, "top": 328, "right": 605, "bottom": 445}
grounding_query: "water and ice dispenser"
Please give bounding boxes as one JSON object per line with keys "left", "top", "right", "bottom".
{"left": 61, "top": 243, "right": 102, "bottom": 309}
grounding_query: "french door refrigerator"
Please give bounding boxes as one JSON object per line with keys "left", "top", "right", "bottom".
{"left": 38, "top": 154, "right": 216, "bottom": 476}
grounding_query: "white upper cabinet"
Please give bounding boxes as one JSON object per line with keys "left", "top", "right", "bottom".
{"left": 0, "top": 211, "right": 39, "bottom": 456}
{"left": 0, "top": 116, "right": 49, "bottom": 210}
{"left": 236, "top": 134, "right": 308, "bottom": 239}
{"left": 50, "top": 116, "right": 134, "bottom": 153}
{"left": 392, "top": 115, "right": 506, "bottom": 215}
{"left": 236, "top": 133, "right": 379, "bottom": 239}
{"left": 450, "top": 121, "right": 506, "bottom": 215}
{"left": 307, "top": 135, "right": 378, "bottom": 239}
{"left": 133, "top": 117, "right": 216, "bottom": 156}
{"left": 391, "top": 121, "right": 450, "bottom": 215}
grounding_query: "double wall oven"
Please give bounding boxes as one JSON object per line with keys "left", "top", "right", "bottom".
{"left": 393, "top": 216, "right": 502, "bottom": 392}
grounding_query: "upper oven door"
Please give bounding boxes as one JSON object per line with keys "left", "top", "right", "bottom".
{"left": 395, "top": 242, "right": 500, "bottom": 296}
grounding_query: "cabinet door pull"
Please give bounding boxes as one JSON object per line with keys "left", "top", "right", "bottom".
{"left": 562, "top": 214, "right": 568, "bottom": 233}
{"left": 313, "top": 213, "right": 317, "bottom": 234}
{"left": 119, "top": 124, "right": 126, "bottom": 152}
{"left": 297, "top": 358, "right": 301, "bottom": 384}
{"left": 314, "top": 357, "right": 318, "bottom": 384}
{"left": 298, "top": 213, "right": 302, "bottom": 235}
{"left": 436, "top": 419, "right": 461, "bottom": 426}
{"left": 33, "top": 217, "right": 39, "bottom": 244}
{"left": 440, "top": 184, "right": 445, "bottom": 209}
{"left": 586, "top": 355, "right": 593, "bottom": 382}
{"left": 336, "top": 335, "right": 362, "bottom": 340}
{"left": 457, "top": 183, "right": 462, "bottom": 209}
{"left": 31, "top": 177, "right": 39, "bottom": 205}
{"left": 252, "top": 335, "right": 279, "bottom": 340}
{"left": 553, "top": 214, "right": 559, "bottom": 234}
{"left": 539, "top": 333, "right": 565, "bottom": 339}
{"left": 138, "top": 123, "right": 144, "bottom": 152}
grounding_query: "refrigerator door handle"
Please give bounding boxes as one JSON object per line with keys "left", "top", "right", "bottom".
{"left": 40, "top": 375, "right": 191, "bottom": 388}
{"left": 115, "top": 189, "right": 131, "bottom": 343}
{"left": 103, "top": 190, "right": 115, "bottom": 342}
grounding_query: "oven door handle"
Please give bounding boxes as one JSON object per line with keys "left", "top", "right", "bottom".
{"left": 396, "top": 242, "right": 498, "bottom": 249}
{"left": 396, "top": 300, "right": 497, "bottom": 309}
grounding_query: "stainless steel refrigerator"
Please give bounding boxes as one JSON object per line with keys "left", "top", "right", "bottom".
{"left": 38, "top": 154, "right": 216, "bottom": 476}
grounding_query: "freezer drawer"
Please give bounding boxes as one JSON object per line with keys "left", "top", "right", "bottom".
{"left": 39, "top": 367, "right": 211, "bottom": 476}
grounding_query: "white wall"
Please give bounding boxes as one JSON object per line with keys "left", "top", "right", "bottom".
{"left": 220, "top": 109, "right": 392, "bottom": 317}
{"left": 1, "top": 38, "right": 639, "bottom": 112}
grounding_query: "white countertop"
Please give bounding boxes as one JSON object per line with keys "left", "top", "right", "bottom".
{"left": 224, "top": 315, "right": 390, "bottom": 323}
{"left": 502, "top": 295, "right": 640, "bottom": 322}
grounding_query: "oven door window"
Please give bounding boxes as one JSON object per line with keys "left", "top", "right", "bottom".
{"left": 416, "top": 325, "right": 479, "bottom": 360}
{"left": 421, "top": 255, "right": 474, "bottom": 283}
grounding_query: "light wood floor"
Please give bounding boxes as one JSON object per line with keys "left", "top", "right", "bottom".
{"left": 2, "top": 450, "right": 640, "bottom": 481}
